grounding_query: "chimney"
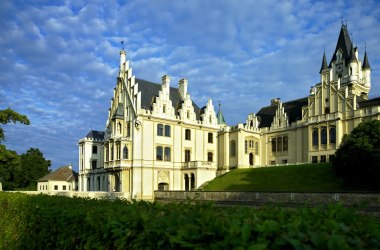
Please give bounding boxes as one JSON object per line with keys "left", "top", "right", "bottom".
{"left": 178, "top": 78, "right": 188, "bottom": 99}
{"left": 162, "top": 75, "right": 170, "bottom": 88}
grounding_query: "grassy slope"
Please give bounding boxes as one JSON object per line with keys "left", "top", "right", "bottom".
{"left": 203, "top": 163, "right": 367, "bottom": 192}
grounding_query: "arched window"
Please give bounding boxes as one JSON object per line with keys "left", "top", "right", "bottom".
{"left": 157, "top": 124, "right": 163, "bottom": 136}
{"left": 164, "top": 147, "right": 171, "bottom": 161}
{"left": 123, "top": 146, "right": 128, "bottom": 159}
{"left": 164, "top": 125, "right": 171, "bottom": 137}
{"left": 117, "top": 122, "right": 122, "bottom": 134}
{"left": 230, "top": 140, "right": 236, "bottom": 157}
{"left": 329, "top": 127, "right": 336, "bottom": 144}
{"left": 312, "top": 128, "right": 319, "bottom": 146}
{"left": 321, "top": 127, "right": 327, "bottom": 145}
{"left": 283, "top": 136, "right": 288, "bottom": 151}
{"left": 277, "top": 137, "right": 282, "bottom": 152}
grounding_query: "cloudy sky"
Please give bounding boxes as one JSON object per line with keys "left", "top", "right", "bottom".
{"left": 1, "top": 0, "right": 380, "bottom": 171}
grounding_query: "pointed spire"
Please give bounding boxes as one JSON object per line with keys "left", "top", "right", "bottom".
{"left": 362, "top": 46, "right": 371, "bottom": 69}
{"left": 216, "top": 101, "right": 226, "bottom": 125}
{"left": 319, "top": 48, "right": 328, "bottom": 73}
{"left": 329, "top": 24, "right": 352, "bottom": 66}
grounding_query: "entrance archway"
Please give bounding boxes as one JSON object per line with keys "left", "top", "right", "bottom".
{"left": 249, "top": 153, "right": 254, "bottom": 166}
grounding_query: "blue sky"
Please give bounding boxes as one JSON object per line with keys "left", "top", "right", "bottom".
{"left": 1, "top": 0, "right": 380, "bottom": 171}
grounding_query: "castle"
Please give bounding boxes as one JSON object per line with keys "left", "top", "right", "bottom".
{"left": 78, "top": 24, "right": 380, "bottom": 200}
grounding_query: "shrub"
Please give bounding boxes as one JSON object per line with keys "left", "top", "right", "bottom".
{"left": 0, "top": 192, "right": 379, "bottom": 249}
{"left": 333, "top": 120, "right": 380, "bottom": 189}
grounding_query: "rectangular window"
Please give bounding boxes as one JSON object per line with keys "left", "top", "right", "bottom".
{"left": 185, "top": 149, "right": 191, "bottom": 162}
{"left": 271, "top": 138, "right": 276, "bottom": 153}
{"left": 164, "top": 147, "right": 171, "bottom": 161}
{"left": 312, "top": 156, "right": 318, "bottom": 163}
{"left": 63, "top": 185, "right": 66, "bottom": 191}
{"left": 208, "top": 133, "right": 213, "bottom": 143}
{"left": 329, "top": 127, "right": 336, "bottom": 144}
{"left": 185, "top": 129, "right": 191, "bottom": 140}
{"left": 282, "top": 159, "right": 288, "bottom": 164}
{"left": 157, "top": 124, "right": 163, "bottom": 136}
{"left": 207, "top": 152, "right": 213, "bottom": 162}
{"left": 92, "top": 145, "right": 97, "bottom": 154}
{"left": 156, "top": 146, "right": 163, "bottom": 161}
{"left": 230, "top": 140, "right": 236, "bottom": 157}
{"left": 320, "top": 155, "right": 327, "bottom": 163}
{"left": 270, "top": 160, "right": 276, "bottom": 165}
{"left": 91, "top": 160, "right": 97, "bottom": 169}
{"left": 54, "top": 185, "right": 58, "bottom": 190}
{"left": 283, "top": 136, "right": 288, "bottom": 151}
{"left": 321, "top": 127, "right": 327, "bottom": 145}
{"left": 329, "top": 154, "right": 335, "bottom": 162}
{"left": 277, "top": 137, "right": 282, "bottom": 152}
{"left": 245, "top": 140, "right": 248, "bottom": 154}
{"left": 164, "top": 125, "right": 171, "bottom": 137}
{"left": 312, "top": 129, "right": 319, "bottom": 146}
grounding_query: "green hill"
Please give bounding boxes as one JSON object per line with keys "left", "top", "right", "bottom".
{"left": 202, "top": 163, "right": 369, "bottom": 192}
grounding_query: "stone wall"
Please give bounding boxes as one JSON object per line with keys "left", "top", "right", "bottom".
{"left": 155, "top": 191, "right": 380, "bottom": 215}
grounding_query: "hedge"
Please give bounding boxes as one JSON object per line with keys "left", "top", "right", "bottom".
{"left": 0, "top": 192, "right": 379, "bottom": 249}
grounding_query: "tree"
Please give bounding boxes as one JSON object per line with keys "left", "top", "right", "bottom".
{"left": 333, "top": 120, "right": 380, "bottom": 189}
{"left": 17, "top": 148, "right": 51, "bottom": 188}
{"left": 0, "top": 145, "right": 21, "bottom": 190}
{"left": 0, "top": 107, "right": 30, "bottom": 142}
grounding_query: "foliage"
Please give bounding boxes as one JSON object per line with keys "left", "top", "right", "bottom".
{"left": 0, "top": 193, "right": 379, "bottom": 249}
{"left": 333, "top": 120, "right": 380, "bottom": 189}
{"left": 0, "top": 145, "right": 21, "bottom": 190}
{"left": 202, "top": 163, "right": 363, "bottom": 192}
{"left": 0, "top": 107, "right": 30, "bottom": 142}
{"left": 18, "top": 148, "right": 51, "bottom": 188}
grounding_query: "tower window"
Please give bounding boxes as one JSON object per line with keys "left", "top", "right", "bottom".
{"left": 92, "top": 145, "right": 97, "bottom": 154}
{"left": 185, "top": 129, "right": 191, "bottom": 140}
{"left": 208, "top": 133, "right": 213, "bottom": 143}
{"left": 157, "top": 124, "right": 163, "bottom": 136}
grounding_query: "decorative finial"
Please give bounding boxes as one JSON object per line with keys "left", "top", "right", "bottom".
{"left": 121, "top": 40, "right": 125, "bottom": 50}
{"left": 345, "top": 19, "right": 348, "bottom": 27}
{"left": 218, "top": 100, "right": 221, "bottom": 111}
{"left": 365, "top": 42, "right": 367, "bottom": 51}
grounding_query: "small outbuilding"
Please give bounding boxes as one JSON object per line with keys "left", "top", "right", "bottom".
{"left": 37, "top": 164, "right": 78, "bottom": 192}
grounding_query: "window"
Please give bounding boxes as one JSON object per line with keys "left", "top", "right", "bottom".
{"left": 187, "top": 110, "right": 190, "bottom": 119}
{"left": 111, "top": 145, "right": 114, "bottom": 160}
{"left": 185, "top": 149, "right": 191, "bottom": 162}
{"left": 312, "top": 129, "right": 319, "bottom": 146}
{"left": 208, "top": 133, "right": 213, "bottom": 143}
{"left": 158, "top": 183, "right": 169, "bottom": 191}
{"left": 209, "top": 116, "right": 212, "bottom": 123}
{"left": 329, "top": 154, "right": 335, "bottom": 162}
{"left": 271, "top": 138, "right": 276, "bottom": 152}
{"left": 245, "top": 140, "right": 248, "bottom": 154}
{"left": 230, "top": 140, "right": 236, "bottom": 157}
{"left": 255, "top": 142, "right": 259, "bottom": 155}
{"left": 156, "top": 146, "right": 163, "bottom": 161}
{"left": 329, "top": 127, "right": 336, "bottom": 144}
{"left": 117, "top": 144, "right": 121, "bottom": 159}
{"left": 54, "top": 185, "right": 58, "bottom": 190}
{"left": 164, "top": 125, "right": 171, "bottom": 137}
{"left": 127, "top": 122, "right": 131, "bottom": 137}
{"left": 282, "top": 159, "right": 288, "bottom": 164}
{"left": 163, "top": 104, "right": 166, "bottom": 113}
{"left": 63, "top": 185, "right": 66, "bottom": 191}
{"left": 283, "top": 136, "right": 288, "bottom": 151}
{"left": 92, "top": 145, "right": 97, "bottom": 154}
{"left": 117, "top": 122, "right": 122, "bottom": 134}
{"left": 320, "top": 155, "right": 327, "bottom": 163}
{"left": 185, "top": 129, "right": 191, "bottom": 140}
{"left": 270, "top": 161, "right": 276, "bottom": 165}
{"left": 157, "top": 124, "right": 163, "bottom": 136}
{"left": 164, "top": 147, "right": 171, "bottom": 161}
{"left": 123, "top": 146, "right": 129, "bottom": 159}
{"left": 321, "top": 127, "right": 327, "bottom": 145}
{"left": 312, "top": 156, "right": 318, "bottom": 163}
{"left": 277, "top": 137, "right": 282, "bottom": 152}
{"left": 207, "top": 152, "right": 213, "bottom": 162}
{"left": 325, "top": 107, "right": 330, "bottom": 114}
{"left": 91, "top": 160, "right": 97, "bottom": 169}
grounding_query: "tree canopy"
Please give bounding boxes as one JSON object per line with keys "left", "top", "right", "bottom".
{"left": 0, "top": 108, "right": 30, "bottom": 142}
{"left": 18, "top": 148, "right": 51, "bottom": 187}
{"left": 333, "top": 120, "right": 380, "bottom": 190}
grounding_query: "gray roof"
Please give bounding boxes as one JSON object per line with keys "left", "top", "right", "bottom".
{"left": 329, "top": 24, "right": 353, "bottom": 67}
{"left": 112, "top": 103, "right": 124, "bottom": 119}
{"left": 319, "top": 52, "right": 328, "bottom": 73}
{"left": 86, "top": 130, "right": 105, "bottom": 140}
{"left": 358, "top": 97, "right": 380, "bottom": 108}
{"left": 256, "top": 97, "right": 308, "bottom": 128}
{"left": 362, "top": 51, "right": 371, "bottom": 69}
{"left": 136, "top": 78, "right": 202, "bottom": 119}
{"left": 38, "top": 165, "right": 78, "bottom": 182}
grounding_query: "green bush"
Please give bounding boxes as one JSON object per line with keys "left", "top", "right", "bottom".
{"left": 0, "top": 192, "right": 379, "bottom": 249}
{"left": 333, "top": 120, "right": 380, "bottom": 189}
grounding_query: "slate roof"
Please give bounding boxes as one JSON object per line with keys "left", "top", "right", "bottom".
{"left": 136, "top": 78, "right": 202, "bottom": 119}
{"left": 256, "top": 97, "right": 309, "bottom": 128}
{"left": 329, "top": 24, "right": 353, "bottom": 67}
{"left": 112, "top": 103, "right": 124, "bottom": 119}
{"left": 358, "top": 97, "right": 380, "bottom": 108}
{"left": 362, "top": 51, "right": 371, "bottom": 69}
{"left": 86, "top": 130, "right": 105, "bottom": 140}
{"left": 319, "top": 52, "right": 328, "bottom": 73}
{"left": 38, "top": 165, "right": 78, "bottom": 182}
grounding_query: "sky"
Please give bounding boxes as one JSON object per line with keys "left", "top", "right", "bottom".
{"left": 1, "top": 0, "right": 380, "bottom": 171}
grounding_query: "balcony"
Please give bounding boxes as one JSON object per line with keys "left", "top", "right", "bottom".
{"left": 181, "top": 161, "right": 216, "bottom": 169}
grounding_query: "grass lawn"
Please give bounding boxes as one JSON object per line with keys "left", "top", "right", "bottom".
{"left": 202, "top": 163, "right": 370, "bottom": 192}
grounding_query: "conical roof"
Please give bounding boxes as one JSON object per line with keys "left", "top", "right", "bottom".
{"left": 319, "top": 51, "right": 328, "bottom": 73}
{"left": 216, "top": 102, "right": 226, "bottom": 125}
{"left": 362, "top": 50, "right": 371, "bottom": 69}
{"left": 329, "top": 24, "right": 352, "bottom": 66}
{"left": 348, "top": 45, "right": 357, "bottom": 62}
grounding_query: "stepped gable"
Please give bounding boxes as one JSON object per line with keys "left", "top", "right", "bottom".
{"left": 85, "top": 130, "right": 105, "bottom": 140}
{"left": 256, "top": 97, "right": 308, "bottom": 128}
{"left": 38, "top": 165, "right": 78, "bottom": 182}
{"left": 136, "top": 78, "right": 201, "bottom": 119}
